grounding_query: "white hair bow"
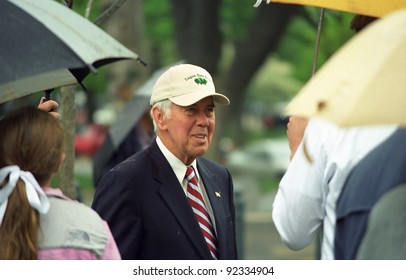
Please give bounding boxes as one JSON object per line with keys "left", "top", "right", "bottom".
{"left": 0, "top": 165, "right": 50, "bottom": 225}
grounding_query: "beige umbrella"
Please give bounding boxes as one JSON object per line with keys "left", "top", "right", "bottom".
{"left": 284, "top": 8, "right": 406, "bottom": 127}
{"left": 255, "top": 0, "right": 406, "bottom": 75}
{"left": 259, "top": 0, "right": 406, "bottom": 17}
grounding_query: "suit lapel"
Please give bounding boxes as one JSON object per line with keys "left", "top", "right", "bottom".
{"left": 149, "top": 142, "right": 212, "bottom": 259}
{"left": 197, "top": 159, "right": 228, "bottom": 259}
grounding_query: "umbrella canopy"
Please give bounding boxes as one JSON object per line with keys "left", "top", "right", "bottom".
{"left": 255, "top": 0, "right": 406, "bottom": 75}
{"left": 0, "top": 0, "right": 138, "bottom": 104}
{"left": 263, "top": 0, "right": 406, "bottom": 17}
{"left": 284, "top": 9, "right": 406, "bottom": 127}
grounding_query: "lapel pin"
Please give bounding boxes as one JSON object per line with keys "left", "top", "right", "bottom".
{"left": 215, "top": 192, "right": 221, "bottom": 198}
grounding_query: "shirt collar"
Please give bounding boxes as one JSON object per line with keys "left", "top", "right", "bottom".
{"left": 156, "top": 136, "right": 199, "bottom": 185}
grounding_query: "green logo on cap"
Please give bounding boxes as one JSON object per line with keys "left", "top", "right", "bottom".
{"left": 194, "top": 78, "right": 207, "bottom": 85}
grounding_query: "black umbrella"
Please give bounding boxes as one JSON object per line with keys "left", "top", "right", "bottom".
{"left": 0, "top": 0, "right": 139, "bottom": 104}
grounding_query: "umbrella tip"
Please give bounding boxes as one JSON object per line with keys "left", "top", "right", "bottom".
{"left": 79, "top": 81, "right": 88, "bottom": 93}
{"left": 137, "top": 57, "right": 147, "bottom": 67}
{"left": 63, "top": 0, "right": 73, "bottom": 9}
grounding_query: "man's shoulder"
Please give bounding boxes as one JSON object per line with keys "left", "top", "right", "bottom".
{"left": 197, "top": 157, "right": 229, "bottom": 176}
{"left": 111, "top": 149, "right": 154, "bottom": 171}
{"left": 198, "top": 156, "right": 223, "bottom": 167}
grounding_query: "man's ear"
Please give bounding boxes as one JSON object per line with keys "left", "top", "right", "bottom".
{"left": 152, "top": 107, "right": 167, "bottom": 130}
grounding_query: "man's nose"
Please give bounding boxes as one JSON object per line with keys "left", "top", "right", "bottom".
{"left": 196, "top": 112, "right": 210, "bottom": 126}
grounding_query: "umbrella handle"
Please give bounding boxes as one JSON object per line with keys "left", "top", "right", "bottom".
{"left": 43, "top": 90, "right": 54, "bottom": 113}
{"left": 44, "top": 89, "right": 53, "bottom": 102}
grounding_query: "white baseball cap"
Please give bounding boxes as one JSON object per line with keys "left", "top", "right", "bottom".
{"left": 150, "top": 64, "right": 230, "bottom": 106}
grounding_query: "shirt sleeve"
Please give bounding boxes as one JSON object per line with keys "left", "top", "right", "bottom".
{"left": 272, "top": 119, "right": 331, "bottom": 250}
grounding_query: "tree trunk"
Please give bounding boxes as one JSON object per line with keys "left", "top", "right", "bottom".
{"left": 222, "top": 3, "right": 302, "bottom": 147}
{"left": 57, "top": 86, "right": 77, "bottom": 199}
{"left": 170, "top": 0, "right": 223, "bottom": 74}
{"left": 100, "top": 0, "right": 147, "bottom": 98}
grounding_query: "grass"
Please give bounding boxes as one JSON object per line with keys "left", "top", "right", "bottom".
{"left": 75, "top": 174, "right": 94, "bottom": 191}
{"left": 258, "top": 177, "right": 281, "bottom": 193}
{"left": 75, "top": 174, "right": 95, "bottom": 206}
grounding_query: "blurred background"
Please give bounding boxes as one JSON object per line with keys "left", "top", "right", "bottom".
{"left": 1, "top": 0, "right": 359, "bottom": 259}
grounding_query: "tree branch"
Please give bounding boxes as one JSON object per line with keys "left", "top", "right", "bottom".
{"left": 94, "top": 0, "right": 128, "bottom": 26}
{"left": 85, "top": 0, "right": 94, "bottom": 19}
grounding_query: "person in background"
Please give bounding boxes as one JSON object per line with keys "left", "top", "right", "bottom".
{"left": 271, "top": 15, "right": 397, "bottom": 259}
{"left": 92, "top": 106, "right": 154, "bottom": 187}
{"left": 0, "top": 106, "right": 120, "bottom": 259}
{"left": 356, "top": 183, "right": 406, "bottom": 260}
{"left": 335, "top": 129, "right": 406, "bottom": 259}
{"left": 92, "top": 64, "right": 238, "bottom": 260}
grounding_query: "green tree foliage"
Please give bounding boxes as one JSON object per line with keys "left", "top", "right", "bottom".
{"left": 141, "top": 0, "right": 259, "bottom": 69}
{"left": 143, "top": 0, "right": 176, "bottom": 66}
{"left": 67, "top": 1, "right": 107, "bottom": 94}
{"left": 71, "top": 1, "right": 358, "bottom": 151}
{"left": 219, "top": 0, "right": 255, "bottom": 42}
{"left": 276, "top": 8, "right": 355, "bottom": 83}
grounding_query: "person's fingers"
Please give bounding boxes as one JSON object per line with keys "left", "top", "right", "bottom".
{"left": 38, "top": 99, "right": 59, "bottom": 111}
{"left": 48, "top": 111, "right": 61, "bottom": 119}
{"left": 37, "top": 99, "right": 60, "bottom": 119}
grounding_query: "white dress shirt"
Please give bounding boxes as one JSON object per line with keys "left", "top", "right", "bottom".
{"left": 272, "top": 118, "right": 397, "bottom": 259}
{"left": 156, "top": 136, "right": 217, "bottom": 232}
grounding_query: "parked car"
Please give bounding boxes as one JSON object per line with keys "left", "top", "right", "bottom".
{"left": 262, "top": 101, "right": 290, "bottom": 129}
{"left": 75, "top": 123, "right": 107, "bottom": 157}
{"left": 224, "top": 138, "right": 290, "bottom": 179}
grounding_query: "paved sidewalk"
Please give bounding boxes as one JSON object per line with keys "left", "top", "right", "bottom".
{"left": 234, "top": 175, "right": 317, "bottom": 260}
{"left": 241, "top": 206, "right": 317, "bottom": 260}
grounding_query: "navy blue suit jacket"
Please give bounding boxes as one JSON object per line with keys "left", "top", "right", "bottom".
{"left": 92, "top": 139, "right": 238, "bottom": 260}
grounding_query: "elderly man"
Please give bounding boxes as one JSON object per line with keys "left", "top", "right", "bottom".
{"left": 92, "top": 64, "right": 238, "bottom": 260}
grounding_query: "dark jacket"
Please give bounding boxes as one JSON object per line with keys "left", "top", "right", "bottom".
{"left": 91, "top": 139, "right": 238, "bottom": 260}
{"left": 335, "top": 129, "right": 406, "bottom": 259}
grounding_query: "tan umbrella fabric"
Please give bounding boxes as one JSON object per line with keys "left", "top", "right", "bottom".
{"left": 284, "top": 9, "right": 406, "bottom": 127}
{"left": 264, "top": 0, "right": 406, "bottom": 18}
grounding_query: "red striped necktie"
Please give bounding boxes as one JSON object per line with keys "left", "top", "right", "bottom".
{"left": 185, "top": 166, "right": 218, "bottom": 260}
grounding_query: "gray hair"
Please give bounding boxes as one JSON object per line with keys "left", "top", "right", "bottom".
{"left": 150, "top": 99, "right": 172, "bottom": 132}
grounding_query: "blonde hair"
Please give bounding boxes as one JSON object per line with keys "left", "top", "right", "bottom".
{"left": 0, "top": 106, "right": 64, "bottom": 259}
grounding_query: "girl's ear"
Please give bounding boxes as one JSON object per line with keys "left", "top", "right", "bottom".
{"left": 54, "top": 153, "right": 66, "bottom": 173}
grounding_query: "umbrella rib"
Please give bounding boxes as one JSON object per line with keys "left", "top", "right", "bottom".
{"left": 312, "top": 8, "right": 325, "bottom": 76}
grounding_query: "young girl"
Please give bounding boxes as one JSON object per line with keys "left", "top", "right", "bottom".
{"left": 0, "top": 106, "right": 120, "bottom": 259}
